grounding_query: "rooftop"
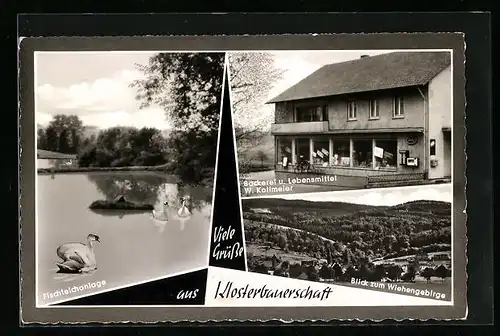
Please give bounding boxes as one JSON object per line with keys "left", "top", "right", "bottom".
{"left": 267, "top": 51, "right": 451, "bottom": 103}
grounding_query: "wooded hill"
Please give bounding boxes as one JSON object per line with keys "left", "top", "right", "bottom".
{"left": 242, "top": 199, "right": 451, "bottom": 265}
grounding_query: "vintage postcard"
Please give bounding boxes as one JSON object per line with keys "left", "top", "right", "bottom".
{"left": 19, "top": 34, "right": 466, "bottom": 324}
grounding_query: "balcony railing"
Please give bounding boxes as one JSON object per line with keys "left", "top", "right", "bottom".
{"left": 271, "top": 121, "right": 329, "bottom": 134}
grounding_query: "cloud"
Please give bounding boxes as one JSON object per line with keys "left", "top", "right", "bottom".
{"left": 36, "top": 69, "right": 145, "bottom": 114}
{"left": 80, "top": 108, "right": 170, "bottom": 129}
{"left": 35, "top": 68, "right": 171, "bottom": 129}
{"left": 37, "top": 113, "right": 53, "bottom": 126}
{"left": 269, "top": 54, "right": 321, "bottom": 100}
{"left": 37, "top": 107, "right": 170, "bottom": 130}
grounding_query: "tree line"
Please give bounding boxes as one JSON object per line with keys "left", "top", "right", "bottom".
{"left": 37, "top": 115, "right": 85, "bottom": 155}
{"left": 37, "top": 115, "right": 169, "bottom": 168}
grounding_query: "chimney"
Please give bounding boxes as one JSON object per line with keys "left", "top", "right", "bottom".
{"left": 360, "top": 55, "right": 369, "bottom": 58}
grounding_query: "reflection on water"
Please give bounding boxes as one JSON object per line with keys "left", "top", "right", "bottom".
{"left": 52, "top": 269, "right": 95, "bottom": 283}
{"left": 89, "top": 209, "right": 152, "bottom": 219}
{"left": 86, "top": 172, "right": 213, "bottom": 213}
{"left": 37, "top": 171, "right": 213, "bottom": 306}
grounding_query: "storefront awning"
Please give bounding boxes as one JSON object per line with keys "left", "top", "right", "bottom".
{"left": 325, "top": 127, "right": 424, "bottom": 135}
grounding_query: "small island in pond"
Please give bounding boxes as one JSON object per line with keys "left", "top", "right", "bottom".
{"left": 89, "top": 195, "right": 154, "bottom": 210}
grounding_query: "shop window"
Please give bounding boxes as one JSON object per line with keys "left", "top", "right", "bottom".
{"left": 331, "top": 140, "right": 350, "bottom": 166}
{"left": 374, "top": 139, "right": 398, "bottom": 169}
{"left": 295, "top": 138, "right": 310, "bottom": 164}
{"left": 277, "top": 138, "right": 292, "bottom": 167}
{"left": 352, "top": 140, "right": 372, "bottom": 168}
{"left": 312, "top": 139, "right": 330, "bottom": 166}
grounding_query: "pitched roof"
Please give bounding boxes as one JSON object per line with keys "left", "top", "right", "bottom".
{"left": 267, "top": 51, "right": 451, "bottom": 103}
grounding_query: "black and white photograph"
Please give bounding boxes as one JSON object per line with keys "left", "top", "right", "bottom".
{"left": 35, "top": 51, "right": 225, "bottom": 306}
{"left": 242, "top": 184, "right": 453, "bottom": 302}
{"left": 19, "top": 29, "right": 472, "bottom": 324}
{"left": 229, "top": 51, "right": 453, "bottom": 198}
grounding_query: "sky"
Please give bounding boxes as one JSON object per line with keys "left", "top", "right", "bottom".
{"left": 35, "top": 50, "right": 397, "bottom": 130}
{"left": 271, "top": 183, "right": 453, "bottom": 207}
{"left": 35, "top": 51, "right": 170, "bottom": 129}
{"left": 233, "top": 50, "right": 394, "bottom": 129}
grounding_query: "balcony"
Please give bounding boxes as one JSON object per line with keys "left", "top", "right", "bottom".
{"left": 271, "top": 121, "right": 329, "bottom": 135}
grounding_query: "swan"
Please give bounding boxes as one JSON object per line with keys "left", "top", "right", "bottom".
{"left": 152, "top": 201, "right": 169, "bottom": 222}
{"left": 56, "top": 234, "right": 100, "bottom": 274}
{"left": 177, "top": 197, "right": 191, "bottom": 218}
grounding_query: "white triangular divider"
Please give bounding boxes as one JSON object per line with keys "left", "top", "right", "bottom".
{"left": 205, "top": 266, "right": 452, "bottom": 307}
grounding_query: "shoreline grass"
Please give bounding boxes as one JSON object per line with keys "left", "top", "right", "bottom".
{"left": 37, "top": 165, "right": 171, "bottom": 174}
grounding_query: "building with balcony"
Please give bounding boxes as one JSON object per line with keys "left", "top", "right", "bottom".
{"left": 268, "top": 51, "right": 452, "bottom": 182}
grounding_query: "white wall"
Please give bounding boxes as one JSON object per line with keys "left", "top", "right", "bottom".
{"left": 427, "top": 64, "right": 452, "bottom": 179}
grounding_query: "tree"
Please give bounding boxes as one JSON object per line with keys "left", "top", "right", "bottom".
{"left": 254, "top": 150, "right": 269, "bottom": 167}
{"left": 342, "top": 249, "right": 354, "bottom": 267}
{"left": 332, "top": 263, "right": 344, "bottom": 280}
{"left": 78, "top": 144, "right": 98, "bottom": 167}
{"left": 44, "top": 126, "right": 59, "bottom": 152}
{"left": 288, "top": 263, "right": 304, "bottom": 278}
{"left": 228, "top": 53, "right": 285, "bottom": 180}
{"left": 319, "top": 265, "right": 334, "bottom": 280}
{"left": 401, "top": 265, "right": 417, "bottom": 282}
{"left": 326, "top": 250, "right": 333, "bottom": 265}
{"left": 57, "top": 129, "right": 71, "bottom": 154}
{"left": 421, "top": 267, "right": 434, "bottom": 283}
{"left": 37, "top": 127, "right": 47, "bottom": 150}
{"left": 47, "top": 114, "right": 84, "bottom": 153}
{"left": 277, "top": 233, "right": 287, "bottom": 250}
{"left": 253, "top": 262, "right": 269, "bottom": 274}
{"left": 386, "top": 265, "right": 403, "bottom": 282}
{"left": 131, "top": 53, "right": 224, "bottom": 183}
{"left": 78, "top": 126, "right": 168, "bottom": 168}
{"left": 70, "top": 128, "right": 80, "bottom": 154}
{"left": 344, "top": 265, "right": 358, "bottom": 281}
{"left": 274, "top": 261, "right": 290, "bottom": 278}
{"left": 306, "top": 265, "right": 319, "bottom": 282}
{"left": 434, "top": 264, "right": 450, "bottom": 281}
{"left": 228, "top": 52, "right": 285, "bottom": 140}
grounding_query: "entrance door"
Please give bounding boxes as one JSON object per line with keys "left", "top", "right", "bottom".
{"left": 443, "top": 131, "right": 451, "bottom": 178}
{"left": 295, "top": 138, "right": 310, "bottom": 164}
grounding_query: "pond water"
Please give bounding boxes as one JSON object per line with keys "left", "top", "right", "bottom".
{"left": 36, "top": 171, "right": 213, "bottom": 306}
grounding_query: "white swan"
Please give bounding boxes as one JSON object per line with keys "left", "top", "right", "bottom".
{"left": 177, "top": 197, "right": 191, "bottom": 218}
{"left": 56, "top": 234, "right": 100, "bottom": 274}
{"left": 152, "top": 201, "right": 169, "bottom": 222}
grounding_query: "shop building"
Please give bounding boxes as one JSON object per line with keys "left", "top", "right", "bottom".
{"left": 268, "top": 51, "right": 452, "bottom": 182}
